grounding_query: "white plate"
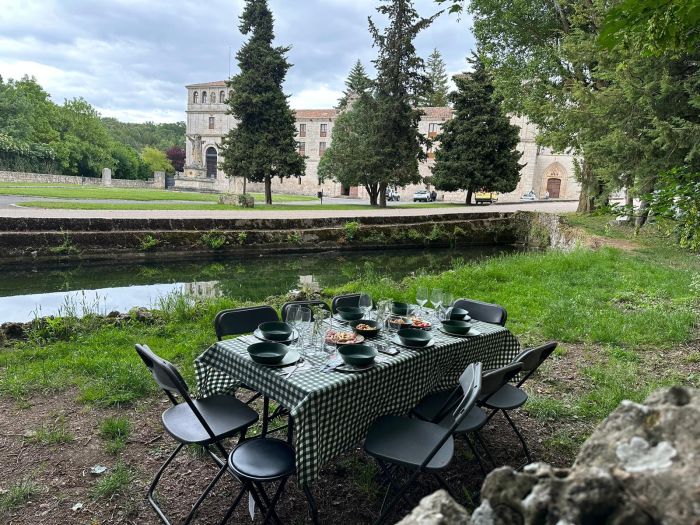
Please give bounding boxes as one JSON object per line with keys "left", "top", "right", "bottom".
{"left": 253, "top": 328, "right": 299, "bottom": 344}
{"left": 249, "top": 349, "right": 301, "bottom": 367}
{"left": 391, "top": 334, "right": 435, "bottom": 349}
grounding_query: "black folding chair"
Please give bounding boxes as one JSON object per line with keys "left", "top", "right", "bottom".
{"left": 481, "top": 342, "right": 558, "bottom": 464}
{"left": 280, "top": 300, "right": 330, "bottom": 321}
{"left": 364, "top": 362, "right": 483, "bottom": 525}
{"left": 135, "top": 344, "right": 258, "bottom": 525}
{"left": 331, "top": 293, "right": 361, "bottom": 313}
{"left": 219, "top": 437, "right": 297, "bottom": 525}
{"left": 453, "top": 298, "right": 507, "bottom": 326}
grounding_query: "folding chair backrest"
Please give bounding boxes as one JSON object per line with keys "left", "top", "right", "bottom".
{"left": 135, "top": 343, "right": 190, "bottom": 400}
{"left": 420, "top": 362, "right": 482, "bottom": 469}
{"left": 281, "top": 300, "right": 330, "bottom": 321}
{"left": 512, "top": 342, "right": 558, "bottom": 386}
{"left": 331, "top": 294, "right": 361, "bottom": 313}
{"left": 214, "top": 306, "right": 279, "bottom": 340}
{"left": 453, "top": 298, "right": 507, "bottom": 326}
{"left": 480, "top": 362, "right": 523, "bottom": 401}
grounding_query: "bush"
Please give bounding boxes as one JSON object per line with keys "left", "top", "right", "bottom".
{"left": 201, "top": 231, "right": 228, "bottom": 250}
{"left": 344, "top": 221, "right": 360, "bottom": 242}
{"left": 651, "top": 167, "right": 700, "bottom": 251}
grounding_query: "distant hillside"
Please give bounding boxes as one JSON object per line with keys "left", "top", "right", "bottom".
{"left": 102, "top": 119, "right": 185, "bottom": 151}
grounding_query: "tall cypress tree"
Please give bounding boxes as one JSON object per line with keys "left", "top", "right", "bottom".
{"left": 421, "top": 48, "right": 450, "bottom": 107}
{"left": 221, "top": 0, "right": 304, "bottom": 205}
{"left": 368, "top": 0, "right": 437, "bottom": 207}
{"left": 431, "top": 55, "right": 523, "bottom": 204}
{"left": 337, "top": 60, "right": 374, "bottom": 110}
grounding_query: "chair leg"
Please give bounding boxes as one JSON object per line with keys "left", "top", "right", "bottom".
{"left": 262, "top": 396, "right": 270, "bottom": 436}
{"left": 374, "top": 469, "right": 422, "bottom": 525}
{"left": 183, "top": 462, "right": 228, "bottom": 525}
{"left": 503, "top": 410, "right": 532, "bottom": 464}
{"left": 218, "top": 485, "right": 248, "bottom": 525}
{"left": 474, "top": 431, "right": 497, "bottom": 467}
{"left": 257, "top": 478, "right": 288, "bottom": 525}
{"left": 464, "top": 435, "right": 488, "bottom": 477}
{"left": 376, "top": 460, "right": 414, "bottom": 510}
{"left": 303, "top": 485, "right": 319, "bottom": 525}
{"left": 147, "top": 442, "right": 185, "bottom": 525}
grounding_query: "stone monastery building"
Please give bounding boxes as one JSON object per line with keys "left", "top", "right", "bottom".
{"left": 180, "top": 81, "right": 580, "bottom": 202}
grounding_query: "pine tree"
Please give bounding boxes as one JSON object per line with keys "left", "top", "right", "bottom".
{"left": 421, "top": 48, "right": 450, "bottom": 107}
{"left": 221, "top": 0, "right": 304, "bottom": 205}
{"left": 337, "top": 60, "right": 374, "bottom": 110}
{"left": 431, "top": 55, "right": 523, "bottom": 204}
{"left": 368, "top": 0, "right": 437, "bottom": 207}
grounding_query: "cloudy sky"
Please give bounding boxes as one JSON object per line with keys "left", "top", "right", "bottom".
{"left": 0, "top": 0, "right": 475, "bottom": 123}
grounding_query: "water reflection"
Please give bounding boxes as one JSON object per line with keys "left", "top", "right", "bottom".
{"left": 0, "top": 247, "right": 514, "bottom": 323}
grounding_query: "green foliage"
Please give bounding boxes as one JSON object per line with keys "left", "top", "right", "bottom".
{"left": 100, "top": 417, "right": 132, "bottom": 454}
{"left": 91, "top": 462, "right": 135, "bottom": 499}
{"left": 237, "top": 231, "right": 248, "bottom": 245}
{"left": 221, "top": 0, "right": 305, "bottom": 205}
{"left": 102, "top": 118, "right": 185, "bottom": 150}
{"left": 48, "top": 231, "right": 79, "bottom": 255}
{"left": 285, "top": 231, "right": 302, "bottom": 244}
{"left": 110, "top": 142, "right": 148, "bottom": 180}
{"left": 337, "top": 60, "right": 374, "bottom": 110}
{"left": 420, "top": 48, "right": 450, "bottom": 107}
{"left": 25, "top": 415, "right": 75, "bottom": 445}
{"left": 431, "top": 55, "right": 523, "bottom": 203}
{"left": 0, "top": 479, "right": 38, "bottom": 512}
{"left": 140, "top": 235, "right": 160, "bottom": 251}
{"left": 201, "top": 231, "right": 228, "bottom": 250}
{"left": 650, "top": 167, "right": 700, "bottom": 250}
{"left": 140, "top": 146, "right": 173, "bottom": 175}
{"left": 343, "top": 221, "right": 361, "bottom": 241}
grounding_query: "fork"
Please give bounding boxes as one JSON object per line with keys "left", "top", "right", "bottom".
{"left": 285, "top": 357, "right": 304, "bottom": 378}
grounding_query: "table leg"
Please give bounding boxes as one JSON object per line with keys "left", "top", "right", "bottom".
{"left": 262, "top": 396, "right": 270, "bottom": 436}
{"left": 303, "top": 485, "right": 319, "bottom": 525}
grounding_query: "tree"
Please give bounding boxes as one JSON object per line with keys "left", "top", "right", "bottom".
{"left": 221, "top": 0, "right": 304, "bottom": 204}
{"left": 166, "top": 146, "right": 186, "bottom": 172}
{"left": 368, "top": 0, "right": 437, "bottom": 207}
{"left": 141, "top": 146, "right": 173, "bottom": 175}
{"left": 319, "top": 66, "right": 382, "bottom": 204}
{"left": 110, "top": 142, "right": 144, "bottom": 180}
{"left": 431, "top": 56, "right": 523, "bottom": 204}
{"left": 337, "top": 60, "right": 374, "bottom": 110}
{"left": 102, "top": 119, "right": 186, "bottom": 151}
{"left": 420, "top": 48, "right": 450, "bottom": 106}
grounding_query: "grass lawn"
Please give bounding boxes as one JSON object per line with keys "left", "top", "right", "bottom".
{"left": 0, "top": 183, "right": 316, "bottom": 202}
{"left": 0, "top": 214, "right": 697, "bottom": 523}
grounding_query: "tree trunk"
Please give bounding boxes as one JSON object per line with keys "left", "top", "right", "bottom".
{"left": 264, "top": 176, "right": 272, "bottom": 205}
{"left": 624, "top": 189, "right": 634, "bottom": 223}
{"left": 243, "top": 176, "right": 247, "bottom": 194}
{"left": 635, "top": 200, "right": 650, "bottom": 228}
{"left": 365, "top": 184, "right": 378, "bottom": 206}
{"left": 465, "top": 189, "right": 473, "bottom": 205}
{"left": 576, "top": 161, "right": 600, "bottom": 213}
{"left": 378, "top": 182, "right": 388, "bottom": 208}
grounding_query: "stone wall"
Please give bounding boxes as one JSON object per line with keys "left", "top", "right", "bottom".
{"left": 0, "top": 170, "right": 166, "bottom": 189}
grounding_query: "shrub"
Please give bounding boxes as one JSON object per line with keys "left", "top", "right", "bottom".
{"left": 651, "top": 167, "right": 699, "bottom": 251}
{"left": 344, "top": 221, "right": 360, "bottom": 242}
{"left": 201, "top": 231, "right": 227, "bottom": 250}
{"left": 140, "top": 235, "right": 160, "bottom": 251}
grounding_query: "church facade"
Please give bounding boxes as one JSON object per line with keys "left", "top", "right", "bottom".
{"left": 179, "top": 80, "right": 580, "bottom": 202}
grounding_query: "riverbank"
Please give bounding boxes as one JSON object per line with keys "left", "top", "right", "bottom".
{"left": 0, "top": 214, "right": 697, "bottom": 524}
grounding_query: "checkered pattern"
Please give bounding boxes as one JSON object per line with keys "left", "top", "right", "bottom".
{"left": 194, "top": 319, "right": 520, "bottom": 487}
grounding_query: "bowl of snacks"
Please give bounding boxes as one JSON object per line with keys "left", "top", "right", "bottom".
{"left": 247, "top": 342, "right": 288, "bottom": 364}
{"left": 397, "top": 327, "right": 432, "bottom": 347}
{"left": 348, "top": 319, "right": 382, "bottom": 338}
{"left": 409, "top": 317, "right": 432, "bottom": 330}
{"left": 338, "top": 343, "right": 377, "bottom": 367}
{"left": 258, "top": 321, "right": 293, "bottom": 341}
{"left": 387, "top": 316, "right": 409, "bottom": 331}
{"left": 336, "top": 306, "right": 365, "bottom": 321}
{"left": 325, "top": 330, "right": 365, "bottom": 345}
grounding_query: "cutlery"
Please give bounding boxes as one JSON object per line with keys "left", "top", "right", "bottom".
{"left": 285, "top": 357, "right": 304, "bottom": 378}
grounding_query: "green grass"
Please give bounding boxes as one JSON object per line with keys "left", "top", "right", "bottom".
{"left": 25, "top": 416, "right": 74, "bottom": 445}
{"left": 0, "top": 479, "right": 39, "bottom": 512}
{"left": 90, "top": 462, "right": 136, "bottom": 500}
{"left": 0, "top": 183, "right": 315, "bottom": 203}
{"left": 99, "top": 417, "right": 132, "bottom": 455}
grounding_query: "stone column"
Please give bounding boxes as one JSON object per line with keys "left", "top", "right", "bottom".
{"left": 102, "top": 167, "right": 112, "bottom": 187}
{"left": 153, "top": 171, "right": 166, "bottom": 188}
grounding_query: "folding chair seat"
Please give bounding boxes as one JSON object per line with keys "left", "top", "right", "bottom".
{"left": 331, "top": 293, "right": 361, "bottom": 313}
{"left": 453, "top": 298, "right": 507, "bottom": 326}
{"left": 219, "top": 437, "right": 296, "bottom": 525}
{"left": 135, "top": 344, "right": 258, "bottom": 525}
{"left": 480, "top": 342, "right": 558, "bottom": 465}
{"left": 281, "top": 300, "right": 330, "bottom": 321}
{"left": 364, "top": 363, "right": 482, "bottom": 525}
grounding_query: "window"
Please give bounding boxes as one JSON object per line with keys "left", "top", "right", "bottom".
{"left": 209, "top": 117, "right": 215, "bottom": 129}
{"left": 193, "top": 91, "right": 199, "bottom": 104}
{"left": 297, "top": 142, "right": 305, "bottom": 156}
{"left": 299, "top": 123, "right": 306, "bottom": 137}
{"left": 319, "top": 142, "right": 326, "bottom": 156}
{"left": 428, "top": 123, "right": 440, "bottom": 138}
{"left": 219, "top": 90, "right": 225, "bottom": 103}
{"left": 202, "top": 91, "right": 207, "bottom": 104}
{"left": 206, "top": 147, "right": 217, "bottom": 178}
{"left": 320, "top": 123, "right": 328, "bottom": 137}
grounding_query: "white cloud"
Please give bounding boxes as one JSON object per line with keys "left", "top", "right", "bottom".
{"left": 289, "top": 85, "right": 343, "bottom": 109}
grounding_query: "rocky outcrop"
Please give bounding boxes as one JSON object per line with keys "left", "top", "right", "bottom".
{"left": 400, "top": 387, "right": 700, "bottom": 525}
{"left": 396, "top": 490, "right": 471, "bottom": 525}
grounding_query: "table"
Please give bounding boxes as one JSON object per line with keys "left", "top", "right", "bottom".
{"left": 195, "top": 319, "right": 520, "bottom": 487}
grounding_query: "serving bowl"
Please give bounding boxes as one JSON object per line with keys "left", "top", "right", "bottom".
{"left": 441, "top": 319, "right": 472, "bottom": 335}
{"left": 247, "top": 341, "right": 288, "bottom": 364}
{"left": 397, "top": 327, "right": 432, "bottom": 347}
{"left": 336, "top": 306, "right": 365, "bottom": 321}
{"left": 449, "top": 308, "right": 469, "bottom": 321}
{"left": 338, "top": 343, "right": 377, "bottom": 367}
{"left": 258, "top": 321, "right": 293, "bottom": 341}
{"left": 348, "top": 319, "right": 382, "bottom": 337}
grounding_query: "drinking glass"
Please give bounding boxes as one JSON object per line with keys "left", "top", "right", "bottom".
{"left": 286, "top": 304, "right": 300, "bottom": 332}
{"left": 359, "top": 293, "right": 372, "bottom": 320}
{"left": 416, "top": 286, "right": 428, "bottom": 315}
{"left": 429, "top": 289, "right": 443, "bottom": 321}
{"left": 442, "top": 292, "right": 454, "bottom": 321}
{"left": 296, "top": 307, "right": 312, "bottom": 355}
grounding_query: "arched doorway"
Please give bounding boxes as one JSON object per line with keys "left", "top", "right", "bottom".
{"left": 546, "top": 178, "right": 562, "bottom": 198}
{"left": 205, "top": 147, "right": 217, "bottom": 178}
{"left": 541, "top": 162, "right": 567, "bottom": 198}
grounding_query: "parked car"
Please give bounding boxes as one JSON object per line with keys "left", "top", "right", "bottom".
{"left": 386, "top": 188, "right": 400, "bottom": 201}
{"left": 475, "top": 191, "right": 498, "bottom": 204}
{"left": 413, "top": 189, "right": 432, "bottom": 202}
{"left": 521, "top": 190, "right": 537, "bottom": 201}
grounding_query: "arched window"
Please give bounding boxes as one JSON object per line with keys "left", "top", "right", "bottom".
{"left": 202, "top": 91, "right": 207, "bottom": 104}
{"left": 192, "top": 91, "right": 199, "bottom": 104}
{"left": 205, "top": 147, "right": 217, "bottom": 178}
{"left": 219, "top": 90, "right": 225, "bottom": 103}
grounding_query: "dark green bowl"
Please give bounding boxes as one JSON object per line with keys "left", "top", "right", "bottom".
{"left": 392, "top": 302, "right": 414, "bottom": 316}
{"left": 442, "top": 319, "right": 472, "bottom": 335}
{"left": 348, "top": 319, "right": 382, "bottom": 337}
{"left": 397, "top": 327, "right": 432, "bottom": 347}
{"left": 337, "top": 306, "right": 364, "bottom": 321}
{"left": 258, "top": 321, "right": 293, "bottom": 341}
{"left": 247, "top": 342, "right": 288, "bottom": 364}
{"left": 338, "top": 343, "right": 377, "bottom": 367}
{"left": 449, "top": 308, "right": 469, "bottom": 321}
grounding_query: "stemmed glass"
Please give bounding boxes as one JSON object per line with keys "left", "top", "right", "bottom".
{"left": 416, "top": 286, "right": 428, "bottom": 315}
{"left": 429, "top": 289, "right": 443, "bottom": 321}
{"left": 442, "top": 292, "right": 454, "bottom": 321}
{"left": 359, "top": 293, "right": 372, "bottom": 320}
{"left": 286, "top": 304, "right": 300, "bottom": 337}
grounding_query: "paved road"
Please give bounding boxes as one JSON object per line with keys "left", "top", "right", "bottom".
{"left": 0, "top": 195, "right": 578, "bottom": 219}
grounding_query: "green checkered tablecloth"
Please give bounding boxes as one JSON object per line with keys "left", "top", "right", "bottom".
{"left": 194, "top": 320, "right": 520, "bottom": 487}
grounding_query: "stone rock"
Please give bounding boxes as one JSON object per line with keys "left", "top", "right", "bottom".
{"left": 396, "top": 490, "right": 471, "bottom": 525}
{"left": 1, "top": 321, "right": 27, "bottom": 340}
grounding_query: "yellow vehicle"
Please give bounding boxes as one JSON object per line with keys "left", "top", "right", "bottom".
{"left": 475, "top": 191, "right": 498, "bottom": 204}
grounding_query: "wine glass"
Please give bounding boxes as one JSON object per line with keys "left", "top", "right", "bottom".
{"left": 295, "top": 307, "right": 312, "bottom": 355}
{"left": 442, "top": 292, "right": 454, "bottom": 321}
{"left": 429, "top": 289, "right": 443, "bottom": 320}
{"left": 286, "top": 304, "right": 300, "bottom": 332}
{"left": 359, "top": 293, "right": 372, "bottom": 320}
{"left": 416, "top": 286, "right": 428, "bottom": 315}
